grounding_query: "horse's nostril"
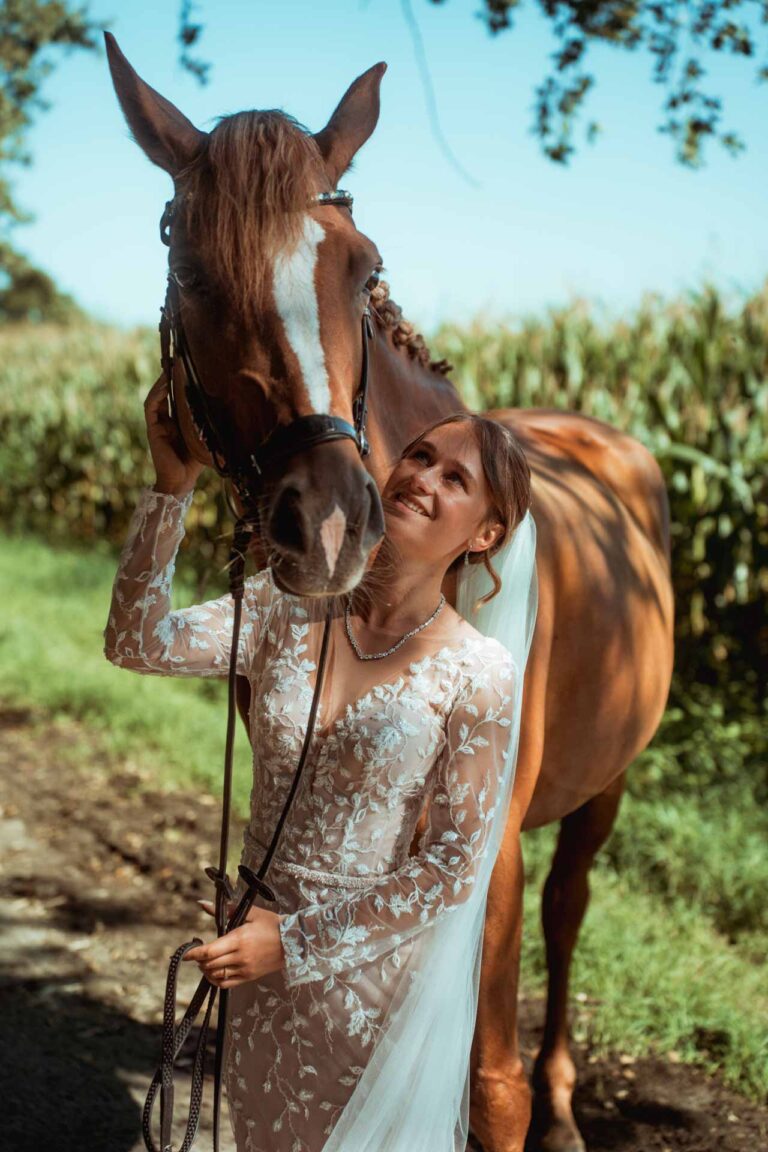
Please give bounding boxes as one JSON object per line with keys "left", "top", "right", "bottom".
{"left": 363, "top": 475, "right": 385, "bottom": 548}
{"left": 269, "top": 485, "right": 306, "bottom": 556}
{"left": 269, "top": 471, "right": 383, "bottom": 567}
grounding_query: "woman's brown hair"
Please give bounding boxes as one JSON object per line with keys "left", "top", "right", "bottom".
{"left": 399, "top": 413, "right": 532, "bottom": 605}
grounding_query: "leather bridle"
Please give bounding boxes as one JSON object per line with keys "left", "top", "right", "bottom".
{"left": 141, "top": 188, "right": 372, "bottom": 1152}
{"left": 157, "top": 188, "right": 373, "bottom": 515}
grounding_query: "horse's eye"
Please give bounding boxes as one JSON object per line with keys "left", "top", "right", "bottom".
{"left": 170, "top": 267, "right": 203, "bottom": 292}
{"left": 365, "top": 266, "right": 383, "bottom": 294}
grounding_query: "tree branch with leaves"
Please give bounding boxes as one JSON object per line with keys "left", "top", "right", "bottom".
{"left": 440, "top": 0, "right": 762, "bottom": 166}
{"left": 0, "top": 0, "right": 102, "bottom": 320}
{"left": 172, "top": 0, "right": 765, "bottom": 166}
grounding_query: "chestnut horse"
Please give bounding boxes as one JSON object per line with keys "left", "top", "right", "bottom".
{"left": 106, "top": 33, "right": 674, "bottom": 1152}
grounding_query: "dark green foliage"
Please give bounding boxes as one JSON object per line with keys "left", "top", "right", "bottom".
{"left": 619, "top": 673, "right": 768, "bottom": 943}
{"left": 178, "top": 0, "right": 210, "bottom": 85}
{"left": 0, "top": 320, "right": 233, "bottom": 597}
{"left": 0, "top": 1, "right": 98, "bottom": 188}
{"left": 0, "top": 0, "right": 207, "bottom": 323}
{"left": 174, "top": 1, "right": 768, "bottom": 165}
{"left": 0, "top": 0, "right": 100, "bottom": 319}
{"left": 0, "top": 241, "right": 84, "bottom": 322}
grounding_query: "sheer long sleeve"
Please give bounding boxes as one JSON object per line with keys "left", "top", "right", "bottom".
{"left": 103, "top": 486, "right": 276, "bottom": 678}
{"left": 278, "top": 648, "right": 517, "bottom": 989}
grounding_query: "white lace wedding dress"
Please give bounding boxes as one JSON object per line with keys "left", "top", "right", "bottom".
{"left": 104, "top": 487, "right": 525, "bottom": 1152}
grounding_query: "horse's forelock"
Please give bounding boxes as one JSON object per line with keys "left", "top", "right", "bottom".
{"left": 179, "top": 110, "right": 327, "bottom": 318}
{"left": 174, "top": 109, "right": 450, "bottom": 380}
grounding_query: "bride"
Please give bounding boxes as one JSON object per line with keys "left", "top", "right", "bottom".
{"left": 104, "top": 374, "right": 538, "bottom": 1151}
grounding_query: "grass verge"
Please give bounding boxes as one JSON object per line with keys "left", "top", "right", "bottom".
{"left": 0, "top": 530, "right": 253, "bottom": 811}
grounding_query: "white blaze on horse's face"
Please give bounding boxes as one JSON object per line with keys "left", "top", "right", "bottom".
{"left": 320, "top": 503, "right": 348, "bottom": 578}
{"left": 271, "top": 215, "right": 331, "bottom": 414}
{"left": 271, "top": 215, "right": 350, "bottom": 577}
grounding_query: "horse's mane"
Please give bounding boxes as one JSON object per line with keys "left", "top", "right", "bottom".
{"left": 178, "top": 110, "right": 450, "bottom": 376}
{"left": 369, "top": 280, "right": 452, "bottom": 377}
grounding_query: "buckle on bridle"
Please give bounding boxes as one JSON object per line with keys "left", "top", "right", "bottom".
{"left": 159, "top": 199, "right": 174, "bottom": 247}
{"left": 315, "top": 189, "right": 353, "bottom": 211}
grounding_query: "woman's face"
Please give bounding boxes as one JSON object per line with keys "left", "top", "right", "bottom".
{"left": 381, "top": 422, "right": 502, "bottom": 567}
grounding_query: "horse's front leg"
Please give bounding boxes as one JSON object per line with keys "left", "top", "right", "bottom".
{"left": 529, "top": 771, "right": 626, "bottom": 1152}
{"left": 469, "top": 827, "right": 530, "bottom": 1152}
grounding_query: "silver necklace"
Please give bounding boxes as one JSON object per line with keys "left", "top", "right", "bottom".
{"left": 344, "top": 594, "right": 447, "bottom": 661}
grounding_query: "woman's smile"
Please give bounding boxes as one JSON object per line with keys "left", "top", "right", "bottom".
{"left": 392, "top": 492, "right": 431, "bottom": 517}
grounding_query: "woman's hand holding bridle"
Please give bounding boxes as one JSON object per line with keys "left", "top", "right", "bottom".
{"left": 182, "top": 898, "right": 287, "bottom": 988}
{"left": 144, "top": 373, "right": 206, "bottom": 498}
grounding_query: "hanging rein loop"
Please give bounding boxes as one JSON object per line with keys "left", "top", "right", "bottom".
{"left": 142, "top": 187, "right": 361, "bottom": 1152}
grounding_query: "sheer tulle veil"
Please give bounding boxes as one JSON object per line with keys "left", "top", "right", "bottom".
{"left": 322, "top": 510, "right": 539, "bottom": 1152}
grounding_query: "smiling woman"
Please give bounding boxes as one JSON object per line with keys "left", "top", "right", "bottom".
{"left": 389, "top": 413, "right": 533, "bottom": 605}
{"left": 103, "top": 395, "right": 538, "bottom": 1152}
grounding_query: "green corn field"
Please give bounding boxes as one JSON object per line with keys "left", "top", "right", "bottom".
{"left": 1, "top": 280, "right": 764, "bottom": 691}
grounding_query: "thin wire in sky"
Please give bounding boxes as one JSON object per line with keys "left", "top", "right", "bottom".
{"left": 399, "top": 0, "right": 481, "bottom": 188}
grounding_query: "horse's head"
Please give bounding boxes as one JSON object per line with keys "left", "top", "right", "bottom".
{"left": 105, "top": 33, "right": 387, "bottom": 595}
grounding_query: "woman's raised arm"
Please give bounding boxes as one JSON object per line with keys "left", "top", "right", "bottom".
{"left": 103, "top": 486, "right": 275, "bottom": 678}
{"left": 104, "top": 375, "right": 276, "bottom": 678}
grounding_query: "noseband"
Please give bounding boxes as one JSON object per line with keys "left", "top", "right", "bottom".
{"left": 158, "top": 188, "right": 372, "bottom": 512}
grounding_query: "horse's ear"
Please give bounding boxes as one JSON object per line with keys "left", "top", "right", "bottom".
{"left": 104, "top": 31, "right": 206, "bottom": 175}
{"left": 314, "top": 63, "right": 387, "bottom": 185}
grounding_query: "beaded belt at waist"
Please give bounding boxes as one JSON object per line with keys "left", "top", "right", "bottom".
{"left": 242, "top": 827, "right": 386, "bottom": 891}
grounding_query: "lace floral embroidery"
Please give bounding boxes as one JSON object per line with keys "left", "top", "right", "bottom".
{"left": 104, "top": 487, "right": 517, "bottom": 1152}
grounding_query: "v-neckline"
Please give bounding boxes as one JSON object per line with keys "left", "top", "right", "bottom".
{"left": 309, "top": 631, "right": 481, "bottom": 741}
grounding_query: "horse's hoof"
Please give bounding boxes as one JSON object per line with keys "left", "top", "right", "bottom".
{"left": 526, "top": 1113, "right": 586, "bottom": 1152}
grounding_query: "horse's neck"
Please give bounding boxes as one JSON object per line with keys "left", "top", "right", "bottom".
{"left": 366, "top": 327, "right": 466, "bottom": 488}
{"left": 365, "top": 330, "right": 465, "bottom": 609}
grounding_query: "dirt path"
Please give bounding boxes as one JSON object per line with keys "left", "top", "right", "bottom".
{"left": 0, "top": 706, "right": 765, "bottom": 1152}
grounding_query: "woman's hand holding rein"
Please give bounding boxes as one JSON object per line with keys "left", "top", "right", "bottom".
{"left": 145, "top": 374, "right": 206, "bottom": 498}
{"left": 185, "top": 899, "right": 287, "bottom": 987}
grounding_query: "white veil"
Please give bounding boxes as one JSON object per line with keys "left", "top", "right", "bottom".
{"left": 321, "top": 509, "right": 539, "bottom": 1152}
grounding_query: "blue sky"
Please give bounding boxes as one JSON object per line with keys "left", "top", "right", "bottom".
{"left": 10, "top": 0, "right": 768, "bottom": 330}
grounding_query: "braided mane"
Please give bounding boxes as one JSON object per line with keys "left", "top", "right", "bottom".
{"left": 369, "top": 280, "right": 452, "bottom": 377}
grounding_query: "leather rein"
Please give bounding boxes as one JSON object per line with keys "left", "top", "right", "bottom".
{"left": 142, "top": 188, "right": 371, "bottom": 1152}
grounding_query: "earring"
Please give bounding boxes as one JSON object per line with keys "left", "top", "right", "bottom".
{"left": 464, "top": 548, "right": 471, "bottom": 567}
